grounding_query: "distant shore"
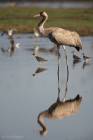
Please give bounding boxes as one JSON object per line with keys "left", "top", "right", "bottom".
{"left": 0, "top": 7, "right": 93, "bottom": 36}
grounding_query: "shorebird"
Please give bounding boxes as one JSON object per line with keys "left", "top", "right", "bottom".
{"left": 32, "top": 67, "right": 47, "bottom": 77}
{"left": 9, "top": 38, "right": 20, "bottom": 56}
{"left": 82, "top": 53, "right": 92, "bottom": 69}
{"left": 38, "top": 94, "right": 82, "bottom": 135}
{"left": 0, "top": 47, "right": 9, "bottom": 53}
{"left": 32, "top": 46, "right": 48, "bottom": 56}
{"left": 34, "top": 11, "right": 83, "bottom": 53}
{"left": 72, "top": 51, "right": 81, "bottom": 61}
{"left": 32, "top": 46, "right": 48, "bottom": 62}
{"left": 82, "top": 53, "right": 91, "bottom": 62}
{"left": 1, "top": 29, "right": 16, "bottom": 39}
{"left": 0, "top": 41, "right": 20, "bottom": 55}
{"left": 34, "top": 56, "right": 48, "bottom": 62}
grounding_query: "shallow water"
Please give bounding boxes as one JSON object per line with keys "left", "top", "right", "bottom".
{"left": 0, "top": 34, "right": 93, "bottom": 140}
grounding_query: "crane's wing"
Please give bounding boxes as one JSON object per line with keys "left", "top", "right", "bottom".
{"left": 51, "top": 28, "right": 82, "bottom": 48}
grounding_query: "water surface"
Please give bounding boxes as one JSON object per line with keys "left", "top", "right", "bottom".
{"left": 0, "top": 34, "right": 93, "bottom": 140}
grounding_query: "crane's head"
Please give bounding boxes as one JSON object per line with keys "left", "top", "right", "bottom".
{"left": 34, "top": 11, "right": 48, "bottom": 19}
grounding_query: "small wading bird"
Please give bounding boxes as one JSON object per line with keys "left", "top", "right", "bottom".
{"left": 9, "top": 38, "right": 20, "bottom": 56}
{"left": 82, "top": 53, "right": 91, "bottom": 62}
{"left": 0, "top": 40, "right": 20, "bottom": 55}
{"left": 38, "top": 94, "right": 82, "bottom": 136}
{"left": 72, "top": 51, "right": 81, "bottom": 61}
{"left": 32, "top": 46, "right": 48, "bottom": 62}
{"left": 32, "top": 67, "right": 47, "bottom": 77}
{"left": 72, "top": 51, "right": 81, "bottom": 68}
{"left": 1, "top": 29, "right": 16, "bottom": 39}
{"left": 34, "top": 55, "right": 48, "bottom": 62}
{"left": 34, "top": 11, "right": 83, "bottom": 57}
{"left": 82, "top": 53, "right": 92, "bottom": 69}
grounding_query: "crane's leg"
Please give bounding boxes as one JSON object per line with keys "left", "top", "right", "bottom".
{"left": 57, "top": 45, "right": 60, "bottom": 102}
{"left": 63, "top": 46, "right": 69, "bottom": 102}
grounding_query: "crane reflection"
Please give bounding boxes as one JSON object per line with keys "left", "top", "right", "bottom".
{"left": 37, "top": 50, "right": 82, "bottom": 136}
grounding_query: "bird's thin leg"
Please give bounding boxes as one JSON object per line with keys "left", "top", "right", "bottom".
{"left": 63, "top": 46, "right": 69, "bottom": 101}
{"left": 57, "top": 45, "right": 60, "bottom": 102}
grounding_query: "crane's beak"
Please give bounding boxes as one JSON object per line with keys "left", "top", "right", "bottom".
{"left": 33, "top": 13, "right": 40, "bottom": 18}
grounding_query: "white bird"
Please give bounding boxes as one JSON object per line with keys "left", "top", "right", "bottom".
{"left": 34, "top": 11, "right": 83, "bottom": 52}
{"left": 1, "top": 42, "right": 20, "bottom": 54}
{"left": 38, "top": 94, "right": 82, "bottom": 135}
{"left": 1, "top": 29, "right": 16, "bottom": 39}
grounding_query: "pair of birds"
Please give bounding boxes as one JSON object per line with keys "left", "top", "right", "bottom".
{"left": 73, "top": 51, "right": 91, "bottom": 62}
{"left": 72, "top": 51, "right": 91, "bottom": 69}
{"left": 34, "top": 11, "right": 92, "bottom": 67}
{"left": 1, "top": 29, "right": 20, "bottom": 56}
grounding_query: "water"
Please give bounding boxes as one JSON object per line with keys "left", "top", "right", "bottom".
{"left": 0, "top": 2, "right": 93, "bottom": 8}
{"left": 0, "top": 34, "right": 93, "bottom": 140}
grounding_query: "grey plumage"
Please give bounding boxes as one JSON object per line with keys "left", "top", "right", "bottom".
{"left": 1, "top": 29, "right": 16, "bottom": 39}
{"left": 34, "top": 11, "right": 83, "bottom": 51}
{"left": 38, "top": 94, "right": 82, "bottom": 135}
{"left": 32, "top": 67, "right": 47, "bottom": 76}
{"left": 35, "top": 56, "right": 48, "bottom": 62}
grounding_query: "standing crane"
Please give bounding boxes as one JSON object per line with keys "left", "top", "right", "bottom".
{"left": 34, "top": 11, "right": 83, "bottom": 55}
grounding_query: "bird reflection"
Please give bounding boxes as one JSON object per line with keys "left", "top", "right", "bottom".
{"left": 72, "top": 51, "right": 81, "bottom": 68}
{"left": 73, "top": 59, "right": 81, "bottom": 68}
{"left": 9, "top": 38, "right": 20, "bottom": 56}
{"left": 82, "top": 53, "right": 91, "bottom": 62}
{"left": 0, "top": 47, "right": 10, "bottom": 53}
{"left": 0, "top": 38, "right": 20, "bottom": 56}
{"left": 32, "top": 67, "right": 47, "bottom": 77}
{"left": 38, "top": 94, "right": 82, "bottom": 136}
{"left": 82, "top": 53, "right": 92, "bottom": 69}
{"left": 37, "top": 50, "right": 82, "bottom": 136}
{"left": 82, "top": 60, "right": 91, "bottom": 69}
{"left": 1, "top": 29, "right": 16, "bottom": 39}
{"left": 25, "top": 45, "right": 60, "bottom": 58}
{"left": 34, "top": 56, "right": 48, "bottom": 62}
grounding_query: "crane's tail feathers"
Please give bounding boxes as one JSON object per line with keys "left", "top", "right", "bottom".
{"left": 75, "top": 46, "right": 82, "bottom": 52}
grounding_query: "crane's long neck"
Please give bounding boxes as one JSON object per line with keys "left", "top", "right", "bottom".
{"left": 38, "top": 110, "right": 50, "bottom": 135}
{"left": 37, "top": 16, "right": 48, "bottom": 36}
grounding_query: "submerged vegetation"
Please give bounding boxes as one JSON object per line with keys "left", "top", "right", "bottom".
{"left": 0, "top": 7, "right": 93, "bottom": 35}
